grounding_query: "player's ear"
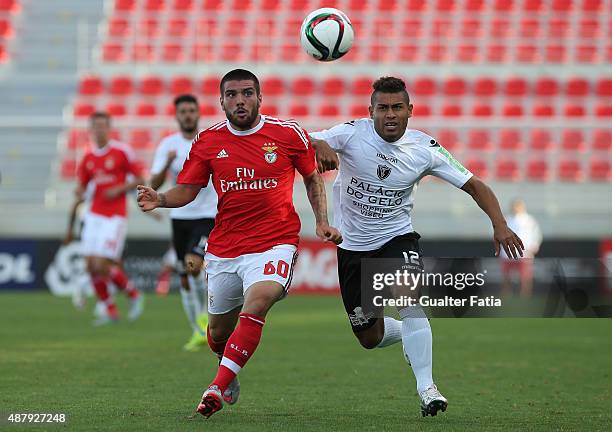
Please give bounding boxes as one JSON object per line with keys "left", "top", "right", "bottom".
{"left": 407, "top": 104, "right": 413, "bottom": 118}
{"left": 368, "top": 105, "right": 374, "bottom": 119}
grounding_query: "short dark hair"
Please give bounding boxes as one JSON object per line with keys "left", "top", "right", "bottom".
{"left": 220, "top": 69, "right": 260, "bottom": 96}
{"left": 90, "top": 111, "right": 111, "bottom": 123}
{"left": 174, "top": 94, "right": 198, "bottom": 107}
{"left": 371, "top": 76, "right": 410, "bottom": 105}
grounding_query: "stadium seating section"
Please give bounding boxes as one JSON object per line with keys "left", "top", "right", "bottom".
{"left": 58, "top": 0, "right": 611, "bottom": 183}
{"left": 0, "top": 0, "right": 20, "bottom": 63}
{"left": 98, "top": 0, "right": 612, "bottom": 64}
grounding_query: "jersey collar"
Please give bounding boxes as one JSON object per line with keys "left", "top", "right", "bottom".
{"left": 370, "top": 120, "right": 411, "bottom": 146}
{"left": 226, "top": 115, "right": 265, "bottom": 136}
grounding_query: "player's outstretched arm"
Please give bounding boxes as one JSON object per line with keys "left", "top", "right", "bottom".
{"left": 64, "top": 191, "right": 84, "bottom": 244}
{"left": 136, "top": 184, "right": 201, "bottom": 212}
{"left": 310, "top": 138, "right": 339, "bottom": 173}
{"left": 150, "top": 150, "right": 177, "bottom": 190}
{"left": 302, "top": 170, "right": 343, "bottom": 244}
{"left": 461, "top": 176, "right": 525, "bottom": 259}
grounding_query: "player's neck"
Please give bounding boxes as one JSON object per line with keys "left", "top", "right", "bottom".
{"left": 180, "top": 130, "right": 198, "bottom": 141}
{"left": 94, "top": 140, "right": 109, "bottom": 150}
{"left": 229, "top": 114, "right": 262, "bottom": 132}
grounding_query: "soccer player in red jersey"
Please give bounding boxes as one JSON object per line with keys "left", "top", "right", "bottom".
{"left": 136, "top": 69, "right": 342, "bottom": 418}
{"left": 70, "top": 112, "right": 145, "bottom": 325}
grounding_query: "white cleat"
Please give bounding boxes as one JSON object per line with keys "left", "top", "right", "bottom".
{"left": 127, "top": 295, "right": 144, "bottom": 321}
{"left": 223, "top": 377, "right": 240, "bottom": 405}
{"left": 419, "top": 384, "right": 448, "bottom": 417}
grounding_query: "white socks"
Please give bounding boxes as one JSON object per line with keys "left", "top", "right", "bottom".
{"left": 399, "top": 306, "right": 434, "bottom": 394}
{"left": 188, "top": 272, "right": 208, "bottom": 310}
{"left": 180, "top": 284, "right": 204, "bottom": 336}
{"left": 376, "top": 316, "right": 403, "bottom": 348}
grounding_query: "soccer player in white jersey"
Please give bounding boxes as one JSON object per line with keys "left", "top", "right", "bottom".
{"left": 310, "top": 77, "right": 525, "bottom": 417}
{"left": 150, "top": 94, "right": 218, "bottom": 351}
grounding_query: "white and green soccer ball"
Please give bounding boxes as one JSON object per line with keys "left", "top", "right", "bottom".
{"left": 300, "top": 8, "right": 354, "bottom": 62}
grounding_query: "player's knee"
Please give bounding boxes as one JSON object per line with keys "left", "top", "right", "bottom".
{"left": 184, "top": 254, "right": 203, "bottom": 275}
{"left": 179, "top": 275, "right": 189, "bottom": 290}
{"left": 354, "top": 327, "right": 384, "bottom": 350}
{"left": 208, "top": 322, "right": 232, "bottom": 343}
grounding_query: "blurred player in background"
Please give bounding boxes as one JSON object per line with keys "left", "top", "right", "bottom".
{"left": 501, "top": 199, "right": 542, "bottom": 298}
{"left": 154, "top": 245, "right": 176, "bottom": 296}
{"left": 70, "top": 112, "right": 145, "bottom": 325}
{"left": 137, "top": 69, "right": 342, "bottom": 418}
{"left": 150, "top": 94, "right": 218, "bottom": 351}
{"left": 311, "top": 77, "right": 524, "bottom": 417}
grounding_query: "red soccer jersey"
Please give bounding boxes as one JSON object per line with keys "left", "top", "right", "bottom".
{"left": 177, "top": 116, "right": 316, "bottom": 258}
{"left": 77, "top": 141, "right": 142, "bottom": 218}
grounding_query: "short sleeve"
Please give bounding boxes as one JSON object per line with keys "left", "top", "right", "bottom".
{"left": 290, "top": 127, "right": 317, "bottom": 176}
{"left": 309, "top": 121, "right": 357, "bottom": 153}
{"left": 177, "top": 139, "right": 210, "bottom": 186}
{"left": 426, "top": 137, "right": 473, "bottom": 188}
{"left": 150, "top": 139, "right": 169, "bottom": 175}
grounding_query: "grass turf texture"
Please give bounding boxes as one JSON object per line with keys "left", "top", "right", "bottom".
{"left": 1, "top": 293, "right": 610, "bottom": 432}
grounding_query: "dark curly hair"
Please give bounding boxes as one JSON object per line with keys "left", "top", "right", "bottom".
{"left": 371, "top": 76, "right": 410, "bottom": 105}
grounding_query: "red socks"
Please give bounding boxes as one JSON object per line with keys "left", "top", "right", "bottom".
{"left": 110, "top": 266, "right": 139, "bottom": 299}
{"left": 207, "top": 327, "right": 227, "bottom": 359}
{"left": 212, "top": 313, "right": 265, "bottom": 392}
{"left": 92, "top": 276, "right": 118, "bottom": 320}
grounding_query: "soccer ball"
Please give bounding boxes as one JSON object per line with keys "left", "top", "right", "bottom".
{"left": 300, "top": 8, "right": 354, "bottom": 62}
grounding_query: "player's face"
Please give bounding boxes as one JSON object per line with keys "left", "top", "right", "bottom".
{"left": 176, "top": 101, "right": 199, "bottom": 134}
{"left": 221, "top": 80, "right": 262, "bottom": 130}
{"left": 90, "top": 117, "right": 111, "bottom": 147}
{"left": 369, "top": 92, "right": 413, "bottom": 142}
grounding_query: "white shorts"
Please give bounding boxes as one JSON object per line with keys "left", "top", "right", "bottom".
{"left": 81, "top": 213, "right": 127, "bottom": 261}
{"left": 205, "top": 244, "right": 298, "bottom": 314}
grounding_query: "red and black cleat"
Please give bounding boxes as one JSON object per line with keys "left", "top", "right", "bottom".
{"left": 196, "top": 385, "right": 224, "bottom": 419}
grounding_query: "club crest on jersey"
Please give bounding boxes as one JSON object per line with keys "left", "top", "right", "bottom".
{"left": 377, "top": 164, "right": 392, "bottom": 180}
{"left": 262, "top": 143, "right": 278, "bottom": 164}
{"left": 105, "top": 158, "right": 115, "bottom": 169}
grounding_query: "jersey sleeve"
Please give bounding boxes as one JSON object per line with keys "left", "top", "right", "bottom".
{"left": 425, "top": 136, "right": 473, "bottom": 188}
{"left": 289, "top": 126, "right": 317, "bottom": 176}
{"left": 309, "top": 121, "right": 356, "bottom": 153}
{"left": 150, "top": 139, "right": 169, "bottom": 175}
{"left": 177, "top": 137, "right": 210, "bottom": 186}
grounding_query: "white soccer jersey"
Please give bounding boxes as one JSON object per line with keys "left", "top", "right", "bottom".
{"left": 310, "top": 119, "right": 473, "bottom": 251}
{"left": 150, "top": 132, "right": 218, "bottom": 219}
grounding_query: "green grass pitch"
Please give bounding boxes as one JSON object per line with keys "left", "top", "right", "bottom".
{"left": 1, "top": 293, "right": 611, "bottom": 431}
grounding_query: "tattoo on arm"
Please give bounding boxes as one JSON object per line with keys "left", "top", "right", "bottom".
{"left": 305, "top": 173, "right": 328, "bottom": 224}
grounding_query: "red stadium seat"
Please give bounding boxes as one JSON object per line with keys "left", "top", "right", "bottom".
{"left": 137, "top": 18, "right": 160, "bottom": 37}
{"left": 526, "top": 159, "right": 549, "bottom": 182}
{"left": 255, "top": 18, "right": 277, "bottom": 37}
{"left": 436, "top": 0, "right": 455, "bottom": 11}
{"left": 467, "top": 129, "right": 492, "bottom": 151}
{"left": 436, "top": 129, "right": 460, "bottom": 152}
{"left": 545, "top": 45, "right": 566, "bottom": 63}
{"left": 427, "top": 44, "right": 448, "bottom": 62}
{"left": 291, "top": 77, "right": 315, "bottom": 96}
{"left": 202, "top": 0, "right": 223, "bottom": 11}
{"left": 473, "top": 77, "right": 497, "bottom": 96}
{"left": 196, "top": 18, "right": 218, "bottom": 37}
{"left": 548, "top": 19, "right": 569, "bottom": 38}
{"left": 504, "top": 77, "right": 528, "bottom": 96}
{"left": 73, "top": 103, "right": 96, "bottom": 117}
{"left": 231, "top": 0, "right": 252, "bottom": 10}
{"left": 578, "top": 19, "right": 599, "bottom": 38}
{"left": 140, "top": 76, "right": 164, "bottom": 96}
{"left": 289, "top": 0, "right": 310, "bottom": 11}
{"left": 348, "top": 0, "right": 369, "bottom": 11}
{"left": 595, "top": 79, "right": 612, "bottom": 96}
{"left": 465, "top": 158, "right": 488, "bottom": 179}
{"left": 108, "top": 18, "right": 130, "bottom": 37}
{"left": 564, "top": 104, "right": 586, "bottom": 117}
{"left": 490, "top": 19, "right": 510, "bottom": 38}
{"left": 561, "top": 129, "right": 586, "bottom": 151}
{"left": 412, "top": 104, "right": 431, "bottom": 117}
{"left": 349, "top": 103, "right": 369, "bottom": 118}
{"left": 262, "top": 77, "right": 284, "bottom": 96}
{"left": 172, "top": 0, "right": 194, "bottom": 11}
{"left": 129, "top": 129, "right": 153, "bottom": 149}
{"left": 502, "top": 104, "right": 524, "bottom": 117}
{"left": 516, "top": 45, "right": 538, "bottom": 63}
{"left": 199, "top": 103, "right": 218, "bottom": 117}
{"left": 251, "top": 43, "right": 273, "bottom": 62}
{"left": 114, "top": 0, "right": 135, "bottom": 12}
{"left": 552, "top": 0, "right": 572, "bottom": 11}
{"left": 529, "top": 129, "right": 553, "bottom": 152}
{"left": 167, "top": 19, "right": 189, "bottom": 38}
{"left": 144, "top": 0, "right": 165, "bottom": 11}
{"left": 457, "top": 45, "right": 479, "bottom": 63}
{"left": 106, "top": 103, "right": 127, "bottom": 117}
{"left": 442, "top": 104, "right": 462, "bottom": 117}
{"left": 499, "top": 129, "right": 523, "bottom": 151}
{"left": 558, "top": 160, "right": 582, "bottom": 182}
{"left": 102, "top": 43, "right": 125, "bottom": 62}
{"left": 289, "top": 104, "right": 309, "bottom": 117}
{"left": 533, "top": 103, "right": 555, "bottom": 117}
{"left": 170, "top": 76, "right": 194, "bottom": 95}
{"left": 263, "top": 103, "right": 279, "bottom": 117}
{"left": 261, "top": 0, "right": 281, "bottom": 10}
{"left": 566, "top": 78, "right": 589, "bottom": 96}
{"left": 352, "top": 77, "right": 372, "bottom": 96}
{"left": 191, "top": 43, "right": 214, "bottom": 62}
{"left": 220, "top": 44, "right": 242, "bottom": 62}
{"left": 575, "top": 45, "right": 598, "bottom": 63}
{"left": 109, "top": 76, "right": 133, "bottom": 96}
{"left": 226, "top": 18, "right": 247, "bottom": 38}
{"left": 523, "top": 0, "right": 543, "bottom": 12}
{"left": 200, "top": 76, "right": 219, "bottom": 95}
{"left": 78, "top": 75, "right": 103, "bottom": 96}
{"left": 399, "top": 44, "right": 420, "bottom": 62}
{"left": 596, "top": 105, "right": 612, "bottom": 117}
{"left": 442, "top": 77, "right": 466, "bottom": 96}
{"left": 407, "top": 0, "right": 427, "bottom": 11}
{"left": 519, "top": 19, "right": 540, "bottom": 38}
{"left": 164, "top": 102, "right": 175, "bottom": 117}
{"left": 67, "top": 129, "right": 89, "bottom": 150}
{"left": 472, "top": 103, "right": 494, "bottom": 117}
{"left": 319, "top": 104, "right": 340, "bottom": 117}
{"left": 589, "top": 160, "right": 611, "bottom": 181}
{"left": 281, "top": 43, "right": 302, "bottom": 62}
{"left": 378, "top": 0, "right": 398, "bottom": 10}
{"left": 495, "top": 158, "right": 520, "bottom": 180}
{"left": 592, "top": 130, "right": 612, "bottom": 151}
{"left": 322, "top": 77, "right": 346, "bottom": 96}
{"left": 162, "top": 44, "right": 185, "bottom": 63}
{"left": 411, "top": 77, "right": 436, "bottom": 97}
{"left": 486, "top": 44, "right": 507, "bottom": 63}
{"left": 131, "top": 43, "right": 154, "bottom": 62}
{"left": 431, "top": 18, "right": 453, "bottom": 38}
{"left": 465, "top": 0, "right": 485, "bottom": 11}
{"left": 61, "top": 158, "right": 77, "bottom": 179}
{"left": 493, "top": 0, "right": 514, "bottom": 11}
{"left": 581, "top": 0, "right": 601, "bottom": 11}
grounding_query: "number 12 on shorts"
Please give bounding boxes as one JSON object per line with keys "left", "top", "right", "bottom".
{"left": 263, "top": 260, "right": 290, "bottom": 278}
